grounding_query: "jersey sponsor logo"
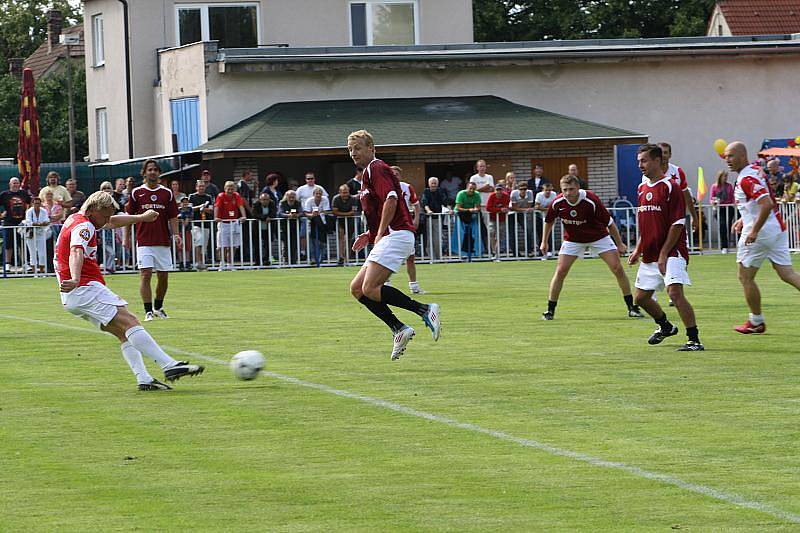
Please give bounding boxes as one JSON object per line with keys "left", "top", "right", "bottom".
{"left": 562, "top": 218, "right": 587, "bottom": 225}
{"left": 79, "top": 227, "right": 91, "bottom": 241}
{"left": 645, "top": 192, "right": 653, "bottom": 201}
{"left": 638, "top": 205, "right": 662, "bottom": 212}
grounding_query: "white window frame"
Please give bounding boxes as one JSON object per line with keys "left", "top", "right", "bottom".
{"left": 96, "top": 108, "right": 109, "bottom": 160}
{"left": 175, "top": 3, "right": 261, "bottom": 47}
{"left": 92, "top": 14, "right": 105, "bottom": 67}
{"left": 348, "top": 0, "right": 419, "bottom": 46}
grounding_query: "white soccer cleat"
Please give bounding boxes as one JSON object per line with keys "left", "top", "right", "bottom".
{"left": 144, "top": 311, "right": 155, "bottom": 322}
{"left": 391, "top": 326, "right": 415, "bottom": 360}
{"left": 423, "top": 303, "right": 441, "bottom": 342}
{"left": 153, "top": 309, "right": 169, "bottom": 319}
{"left": 410, "top": 286, "right": 427, "bottom": 295}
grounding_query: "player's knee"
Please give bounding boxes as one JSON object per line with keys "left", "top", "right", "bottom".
{"left": 350, "top": 283, "right": 363, "bottom": 299}
{"left": 634, "top": 292, "right": 649, "bottom": 306}
{"left": 666, "top": 286, "right": 684, "bottom": 303}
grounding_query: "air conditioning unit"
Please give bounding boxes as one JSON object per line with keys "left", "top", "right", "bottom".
{"left": 59, "top": 33, "right": 81, "bottom": 46}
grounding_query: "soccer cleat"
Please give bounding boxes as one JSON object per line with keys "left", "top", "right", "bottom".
{"left": 628, "top": 306, "right": 644, "bottom": 318}
{"left": 410, "top": 286, "right": 427, "bottom": 295}
{"left": 677, "top": 341, "right": 705, "bottom": 351}
{"left": 541, "top": 311, "right": 554, "bottom": 321}
{"left": 647, "top": 325, "right": 678, "bottom": 345}
{"left": 422, "top": 303, "right": 441, "bottom": 342}
{"left": 137, "top": 379, "right": 172, "bottom": 391}
{"left": 391, "top": 326, "right": 415, "bottom": 361}
{"left": 144, "top": 311, "right": 155, "bottom": 322}
{"left": 164, "top": 361, "right": 205, "bottom": 382}
{"left": 734, "top": 321, "right": 766, "bottom": 334}
{"left": 153, "top": 309, "right": 169, "bottom": 319}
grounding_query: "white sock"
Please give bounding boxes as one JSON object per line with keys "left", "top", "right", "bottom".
{"left": 125, "top": 326, "right": 177, "bottom": 370}
{"left": 749, "top": 313, "right": 765, "bottom": 325}
{"left": 121, "top": 342, "right": 154, "bottom": 385}
{"left": 409, "top": 281, "right": 419, "bottom": 289}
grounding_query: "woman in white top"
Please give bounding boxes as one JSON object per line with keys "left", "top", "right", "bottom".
{"left": 24, "top": 196, "right": 51, "bottom": 274}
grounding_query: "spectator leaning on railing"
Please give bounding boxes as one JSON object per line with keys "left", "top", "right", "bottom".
{"left": 535, "top": 182, "right": 557, "bottom": 256}
{"left": 1, "top": 177, "right": 31, "bottom": 271}
{"left": 304, "top": 187, "right": 332, "bottom": 263}
{"left": 39, "top": 171, "right": 72, "bottom": 206}
{"left": 421, "top": 177, "right": 447, "bottom": 260}
{"left": 279, "top": 189, "right": 303, "bottom": 264}
{"left": 24, "top": 195, "right": 50, "bottom": 274}
{"left": 710, "top": 170, "right": 735, "bottom": 253}
{"left": 332, "top": 183, "right": 360, "bottom": 265}
{"left": 188, "top": 180, "right": 214, "bottom": 271}
{"left": 455, "top": 181, "right": 482, "bottom": 254}
{"left": 252, "top": 192, "right": 278, "bottom": 264}
{"left": 510, "top": 181, "right": 536, "bottom": 256}
{"left": 486, "top": 183, "right": 511, "bottom": 259}
{"left": 214, "top": 180, "right": 247, "bottom": 270}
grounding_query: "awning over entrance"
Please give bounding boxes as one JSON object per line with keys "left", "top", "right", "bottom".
{"left": 199, "top": 96, "right": 644, "bottom": 155}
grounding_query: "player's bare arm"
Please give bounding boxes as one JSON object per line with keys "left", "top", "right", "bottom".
{"left": 683, "top": 190, "right": 699, "bottom": 231}
{"left": 374, "top": 195, "right": 397, "bottom": 245}
{"left": 540, "top": 220, "right": 554, "bottom": 254}
{"left": 607, "top": 221, "right": 627, "bottom": 254}
{"left": 628, "top": 235, "right": 642, "bottom": 265}
{"left": 170, "top": 216, "right": 182, "bottom": 246}
{"left": 745, "top": 196, "right": 774, "bottom": 245}
{"left": 732, "top": 217, "right": 743, "bottom": 233}
{"left": 105, "top": 209, "right": 159, "bottom": 229}
{"left": 60, "top": 246, "right": 85, "bottom": 292}
{"left": 658, "top": 224, "right": 684, "bottom": 274}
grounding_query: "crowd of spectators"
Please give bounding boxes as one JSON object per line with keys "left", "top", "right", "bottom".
{"left": 3, "top": 155, "right": 798, "bottom": 274}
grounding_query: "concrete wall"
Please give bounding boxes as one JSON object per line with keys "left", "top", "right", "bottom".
{"left": 190, "top": 52, "right": 800, "bottom": 190}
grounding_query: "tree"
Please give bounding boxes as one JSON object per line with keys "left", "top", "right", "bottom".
{"left": 0, "top": 0, "right": 82, "bottom": 68}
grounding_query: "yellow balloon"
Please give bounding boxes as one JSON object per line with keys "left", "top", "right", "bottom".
{"left": 713, "top": 138, "right": 727, "bottom": 155}
{"left": 794, "top": 136, "right": 800, "bottom": 145}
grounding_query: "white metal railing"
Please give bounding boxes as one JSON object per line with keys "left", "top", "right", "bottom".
{"left": 3, "top": 204, "right": 800, "bottom": 278}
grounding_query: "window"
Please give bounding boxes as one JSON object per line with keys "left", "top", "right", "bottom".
{"left": 92, "top": 14, "right": 104, "bottom": 66}
{"left": 350, "top": 1, "right": 417, "bottom": 46}
{"left": 96, "top": 108, "right": 108, "bottom": 160}
{"left": 176, "top": 4, "right": 259, "bottom": 48}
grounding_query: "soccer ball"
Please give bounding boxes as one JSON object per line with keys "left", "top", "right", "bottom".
{"left": 230, "top": 350, "right": 265, "bottom": 381}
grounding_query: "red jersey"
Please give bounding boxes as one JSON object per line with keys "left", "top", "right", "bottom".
{"left": 641, "top": 163, "right": 688, "bottom": 191}
{"left": 126, "top": 184, "right": 177, "bottom": 246}
{"left": 734, "top": 164, "right": 785, "bottom": 235}
{"left": 545, "top": 189, "right": 611, "bottom": 243}
{"left": 215, "top": 192, "right": 244, "bottom": 220}
{"left": 637, "top": 177, "right": 688, "bottom": 262}
{"left": 55, "top": 213, "right": 105, "bottom": 286}
{"left": 399, "top": 182, "right": 418, "bottom": 212}
{"left": 360, "top": 158, "right": 415, "bottom": 242}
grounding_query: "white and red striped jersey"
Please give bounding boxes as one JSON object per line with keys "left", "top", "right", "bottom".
{"left": 642, "top": 163, "right": 688, "bottom": 192}
{"left": 399, "top": 181, "right": 419, "bottom": 212}
{"left": 735, "top": 164, "right": 785, "bottom": 237}
{"left": 55, "top": 213, "right": 105, "bottom": 286}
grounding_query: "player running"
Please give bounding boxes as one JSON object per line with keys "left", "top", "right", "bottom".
{"left": 56, "top": 191, "right": 204, "bottom": 390}
{"left": 539, "top": 175, "right": 643, "bottom": 320}
{"left": 724, "top": 141, "right": 800, "bottom": 333}
{"left": 123, "top": 159, "right": 179, "bottom": 321}
{"left": 348, "top": 130, "right": 440, "bottom": 360}
{"left": 629, "top": 144, "right": 703, "bottom": 351}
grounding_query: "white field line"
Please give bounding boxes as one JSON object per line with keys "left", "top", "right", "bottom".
{"left": 3, "top": 312, "right": 799, "bottom": 525}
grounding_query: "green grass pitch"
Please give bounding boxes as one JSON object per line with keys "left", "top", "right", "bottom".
{"left": 2, "top": 255, "right": 799, "bottom": 531}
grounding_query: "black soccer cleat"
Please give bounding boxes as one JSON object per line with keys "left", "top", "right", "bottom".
{"left": 164, "top": 361, "right": 205, "bottom": 382}
{"left": 627, "top": 306, "right": 644, "bottom": 318}
{"left": 677, "top": 341, "right": 705, "bottom": 352}
{"left": 647, "top": 325, "right": 678, "bottom": 345}
{"left": 138, "top": 379, "right": 172, "bottom": 391}
{"left": 541, "top": 311, "right": 554, "bottom": 321}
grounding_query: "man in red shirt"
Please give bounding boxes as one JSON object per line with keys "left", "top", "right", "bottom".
{"left": 629, "top": 144, "right": 703, "bottom": 351}
{"left": 56, "top": 191, "right": 203, "bottom": 390}
{"left": 124, "top": 159, "right": 180, "bottom": 321}
{"left": 214, "top": 180, "right": 247, "bottom": 270}
{"left": 539, "top": 175, "right": 642, "bottom": 320}
{"left": 348, "top": 130, "right": 441, "bottom": 360}
{"left": 485, "top": 183, "right": 511, "bottom": 260}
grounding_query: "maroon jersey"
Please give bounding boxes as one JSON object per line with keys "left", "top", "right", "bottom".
{"left": 545, "top": 189, "right": 611, "bottom": 243}
{"left": 637, "top": 177, "right": 688, "bottom": 263}
{"left": 359, "top": 158, "right": 415, "bottom": 242}
{"left": 126, "top": 184, "right": 177, "bottom": 246}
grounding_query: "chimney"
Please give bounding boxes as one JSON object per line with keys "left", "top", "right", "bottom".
{"left": 47, "top": 9, "right": 63, "bottom": 54}
{"left": 8, "top": 58, "right": 24, "bottom": 79}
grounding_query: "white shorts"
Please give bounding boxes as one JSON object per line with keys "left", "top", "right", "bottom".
{"left": 218, "top": 221, "right": 242, "bottom": 248}
{"left": 737, "top": 230, "right": 791, "bottom": 268}
{"left": 191, "top": 226, "right": 210, "bottom": 247}
{"left": 559, "top": 236, "right": 617, "bottom": 257}
{"left": 137, "top": 245, "right": 173, "bottom": 271}
{"left": 366, "top": 230, "right": 415, "bottom": 273}
{"left": 60, "top": 281, "right": 127, "bottom": 328}
{"left": 635, "top": 257, "right": 692, "bottom": 292}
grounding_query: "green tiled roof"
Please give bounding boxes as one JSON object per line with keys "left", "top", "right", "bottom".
{"left": 200, "top": 96, "right": 643, "bottom": 152}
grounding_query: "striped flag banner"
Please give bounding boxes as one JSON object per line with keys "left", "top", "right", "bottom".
{"left": 17, "top": 68, "right": 42, "bottom": 196}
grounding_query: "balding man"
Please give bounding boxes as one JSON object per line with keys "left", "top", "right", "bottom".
{"left": 1, "top": 177, "right": 31, "bottom": 270}
{"left": 725, "top": 141, "right": 800, "bottom": 334}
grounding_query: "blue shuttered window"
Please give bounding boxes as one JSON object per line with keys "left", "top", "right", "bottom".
{"left": 170, "top": 97, "right": 201, "bottom": 151}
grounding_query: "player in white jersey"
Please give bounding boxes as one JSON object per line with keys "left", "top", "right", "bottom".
{"left": 724, "top": 141, "right": 800, "bottom": 334}
{"left": 392, "top": 166, "right": 427, "bottom": 294}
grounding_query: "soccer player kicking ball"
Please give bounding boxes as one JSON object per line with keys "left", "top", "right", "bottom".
{"left": 540, "top": 175, "right": 643, "bottom": 320}
{"left": 725, "top": 141, "right": 800, "bottom": 333}
{"left": 347, "top": 130, "right": 440, "bottom": 360}
{"left": 629, "top": 144, "right": 704, "bottom": 351}
{"left": 56, "top": 191, "right": 204, "bottom": 390}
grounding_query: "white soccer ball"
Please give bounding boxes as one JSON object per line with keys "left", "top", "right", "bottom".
{"left": 230, "top": 350, "right": 265, "bottom": 381}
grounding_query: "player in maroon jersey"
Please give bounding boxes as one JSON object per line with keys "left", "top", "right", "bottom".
{"left": 56, "top": 191, "right": 203, "bottom": 390}
{"left": 347, "top": 130, "right": 440, "bottom": 360}
{"left": 123, "top": 159, "right": 180, "bottom": 321}
{"left": 539, "top": 174, "right": 643, "bottom": 320}
{"left": 629, "top": 144, "right": 703, "bottom": 351}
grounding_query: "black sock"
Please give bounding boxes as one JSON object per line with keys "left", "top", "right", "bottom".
{"left": 154, "top": 299, "right": 164, "bottom": 311}
{"left": 624, "top": 294, "right": 634, "bottom": 309}
{"left": 359, "top": 296, "right": 404, "bottom": 333}
{"left": 686, "top": 326, "right": 700, "bottom": 343}
{"left": 655, "top": 313, "right": 672, "bottom": 329}
{"left": 547, "top": 300, "right": 557, "bottom": 313}
{"left": 144, "top": 302, "right": 153, "bottom": 313}
{"left": 380, "top": 285, "right": 428, "bottom": 317}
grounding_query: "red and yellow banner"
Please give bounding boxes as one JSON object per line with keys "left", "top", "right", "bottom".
{"left": 17, "top": 68, "right": 42, "bottom": 196}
